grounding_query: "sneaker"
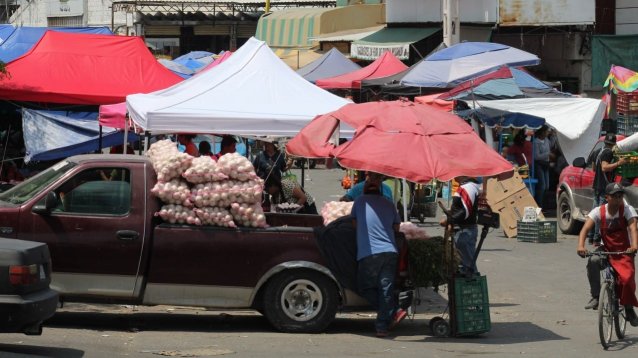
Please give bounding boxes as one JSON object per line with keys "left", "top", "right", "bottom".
{"left": 389, "top": 308, "right": 407, "bottom": 330}
{"left": 626, "top": 307, "right": 638, "bottom": 327}
{"left": 376, "top": 330, "right": 388, "bottom": 338}
{"left": 585, "top": 297, "right": 599, "bottom": 310}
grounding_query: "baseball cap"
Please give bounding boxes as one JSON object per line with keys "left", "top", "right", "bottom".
{"left": 605, "top": 182, "right": 624, "bottom": 195}
{"left": 604, "top": 133, "right": 617, "bottom": 145}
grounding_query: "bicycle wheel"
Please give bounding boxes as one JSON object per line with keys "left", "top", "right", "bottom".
{"left": 599, "top": 282, "right": 614, "bottom": 349}
{"left": 615, "top": 298, "right": 627, "bottom": 339}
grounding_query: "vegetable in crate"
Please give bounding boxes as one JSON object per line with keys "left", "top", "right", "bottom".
{"left": 407, "top": 236, "right": 460, "bottom": 290}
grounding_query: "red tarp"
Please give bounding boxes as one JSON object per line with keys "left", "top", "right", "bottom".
{"left": 315, "top": 51, "right": 408, "bottom": 89}
{"left": 0, "top": 31, "right": 182, "bottom": 105}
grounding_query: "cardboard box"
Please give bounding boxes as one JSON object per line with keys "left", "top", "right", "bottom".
{"left": 486, "top": 175, "right": 542, "bottom": 237}
{"left": 485, "top": 171, "right": 528, "bottom": 203}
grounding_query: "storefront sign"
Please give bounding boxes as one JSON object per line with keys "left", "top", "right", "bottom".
{"left": 351, "top": 43, "right": 410, "bottom": 61}
{"left": 47, "top": 0, "right": 84, "bottom": 17}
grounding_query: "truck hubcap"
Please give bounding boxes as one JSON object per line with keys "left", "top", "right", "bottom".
{"left": 281, "top": 279, "right": 322, "bottom": 322}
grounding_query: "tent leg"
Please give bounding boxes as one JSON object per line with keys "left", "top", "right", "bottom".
{"left": 144, "top": 131, "right": 150, "bottom": 155}
{"left": 301, "top": 163, "right": 305, "bottom": 190}
{"left": 402, "top": 178, "right": 408, "bottom": 222}
{"left": 98, "top": 125, "right": 103, "bottom": 153}
{"left": 123, "top": 125, "right": 129, "bottom": 155}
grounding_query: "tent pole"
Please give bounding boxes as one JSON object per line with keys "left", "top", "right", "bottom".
{"left": 98, "top": 125, "right": 103, "bottom": 153}
{"left": 402, "top": 178, "right": 408, "bottom": 222}
{"left": 123, "top": 121, "right": 129, "bottom": 156}
{"left": 144, "top": 131, "right": 150, "bottom": 155}
{"left": 301, "top": 162, "right": 305, "bottom": 189}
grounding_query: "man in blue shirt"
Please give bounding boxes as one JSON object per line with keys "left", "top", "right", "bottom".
{"left": 351, "top": 172, "right": 406, "bottom": 337}
{"left": 341, "top": 171, "right": 394, "bottom": 202}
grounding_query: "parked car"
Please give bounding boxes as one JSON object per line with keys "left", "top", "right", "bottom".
{"left": 556, "top": 136, "right": 638, "bottom": 234}
{"left": 0, "top": 154, "right": 411, "bottom": 333}
{"left": 0, "top": 238, "right": 58, "bottom": 335}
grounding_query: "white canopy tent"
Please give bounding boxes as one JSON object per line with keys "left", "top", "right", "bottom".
{"left": 475, "top": 98, "right": 605, "bottom": 164}
{"left": 126, "top": 37, "right": 350, "bottom": 136}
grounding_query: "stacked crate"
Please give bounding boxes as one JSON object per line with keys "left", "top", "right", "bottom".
{"left": 616, "top": 92, "right": 638, "bottom": 135}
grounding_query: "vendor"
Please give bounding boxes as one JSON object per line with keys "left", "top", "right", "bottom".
{"left": 264, "top": 175, "right": 317, "bottom": 214}
{"left": 215, "top": 136, "right": 237, "bottom": 160}
{"left": 253, "top": 141, "right": 288, "bottom": 181}
{"left": 177, "top": 134, "right": 199, "bottom": 157}
{"left": 340, "top": 172, "right": 393, "bottom": 202}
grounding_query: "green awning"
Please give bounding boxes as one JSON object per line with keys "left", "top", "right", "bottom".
{"left": 592, "top": 35, "right": 638, "bottom": 88}
{"left": 351, "top": 27, "right": 441, "bottom": 60}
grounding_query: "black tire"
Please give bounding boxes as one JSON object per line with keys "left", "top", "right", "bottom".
{"left": 599, "top": 282, "right": 613, "bottom": 349}
{"left": 615, "top": 299, "right": 627, "bottom": 339}
{"left": 263, "top": 270, "right": 338, "bottom": 333}
{"left": 557, "top": 191, "right": 582, "bottom": 234}
{"left": 418, "top": 212, "right": 426, "bottom": 223}
{"left": 431, "top": 318, "right": 451, "bottom": 337}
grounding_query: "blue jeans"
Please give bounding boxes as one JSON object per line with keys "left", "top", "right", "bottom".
{"left": 357, "top": 252, "right": 398, "bottom": 332}
{"left": 534, "top": 163, "right": 550, "bottom": 209}
{"left": 587, "top": 193, "right": 607, "bottom": 241}
{"left": 454, "top": 225, "right": 479, "bottom": 274}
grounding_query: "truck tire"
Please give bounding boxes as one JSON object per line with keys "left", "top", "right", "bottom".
{"left": 557, "top": 191, "right": 581, "bottom": 234}
{"left": 263, "top": 270, "right": 338, "bottom": 333}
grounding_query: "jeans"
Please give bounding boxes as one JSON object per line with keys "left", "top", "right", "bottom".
{"left": 587, "top": 193, "right": 607, "bottom": 241}
{"left": 587, "top": 246, "right": 603, "bottom": 298}
{"left": 357, "top": 252, "right": 398, "bottom": 332}
{"left": 454, "top": 225, "right": 479, "bottom": 274}
{"left": 534, "top": 163, "right": 550, "bottom": 209}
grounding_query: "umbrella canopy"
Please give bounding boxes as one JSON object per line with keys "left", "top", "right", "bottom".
{"left": 287, "top": 101, "right": 513, "bottom": 183}
{"left": 400, "top": 42, "right": 540, "bottom": 88}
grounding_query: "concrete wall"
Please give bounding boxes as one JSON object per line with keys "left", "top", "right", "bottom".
{"left": 11, "top": 0, "right": 127, "bottom": 32}
{"left": 616, "top": 0, "right": 638, "bottom": 35}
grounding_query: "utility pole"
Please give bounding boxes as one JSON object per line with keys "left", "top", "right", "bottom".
{"left": 442, "top": 0, "right": 460, "bottom": 47}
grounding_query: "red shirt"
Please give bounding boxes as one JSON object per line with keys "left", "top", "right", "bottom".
{"left": 508, "top": 142, "right": 532, "bottom": 166}
{"left": 184, "top": 142, "right": 199, "bottom": 157}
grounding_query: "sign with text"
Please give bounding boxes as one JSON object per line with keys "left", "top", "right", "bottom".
{"left": 351, "top": 43, "right": 410, "bottom": 61}
{"left": 47, "top": 0, "right": 84, "bottom": 17}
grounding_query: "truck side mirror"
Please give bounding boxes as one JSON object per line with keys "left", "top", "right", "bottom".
{"left": 572, "top": 157, "right": 586, "bottom": 168}
{"left": 32, "top": 192, "right": 59, "bottom": 215}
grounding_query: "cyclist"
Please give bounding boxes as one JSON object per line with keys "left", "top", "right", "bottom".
{"left": 577, "top": 182, "right": 638, "bottom": 326}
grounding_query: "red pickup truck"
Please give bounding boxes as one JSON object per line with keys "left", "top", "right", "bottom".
{"left": 557, "top": 137, "right": 638, "bottom": 234}
{"left": 0, "top": 154, "right": 407, "bottom": 333}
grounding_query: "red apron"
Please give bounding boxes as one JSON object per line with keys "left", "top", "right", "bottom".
{"left": 600, "top": 204, "right": 638, "bottom": 307}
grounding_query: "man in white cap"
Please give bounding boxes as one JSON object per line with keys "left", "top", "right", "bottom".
{"left": 578, "top": 182, "right": 638, "bottom": 325}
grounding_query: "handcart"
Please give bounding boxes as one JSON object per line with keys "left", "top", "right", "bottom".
{"left": 429, "top": 201, "right": 499, "bottom": 337}
{"left": 409, "top": 182, "right": 439, "bottom": 223}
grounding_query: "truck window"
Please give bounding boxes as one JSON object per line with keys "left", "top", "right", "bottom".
{"left": 53, "top": 168, "right": 131, "bottom": 216}
{"left": 586, "top": 142, "right": 605, "bottom": 170}
{"left": 0, "top": 160, "right": 76, "bottom": 205}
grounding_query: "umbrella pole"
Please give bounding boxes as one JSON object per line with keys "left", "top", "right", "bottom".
{"left": 402, "top": 178, "right": 408, "bottom": 222}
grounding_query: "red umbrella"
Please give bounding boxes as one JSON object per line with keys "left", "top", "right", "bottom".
{"left": 286, "top": 101, "right": 513, "bottom": 183}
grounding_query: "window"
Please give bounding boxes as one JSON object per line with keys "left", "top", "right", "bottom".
{"left": 53, "top": 168, "right": 131, "bottom": 215}
{"left": 586, "top": 142, "right": 605, "bottom": 170}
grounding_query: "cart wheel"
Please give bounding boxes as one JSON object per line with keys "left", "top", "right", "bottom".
{"left": 431, "top": 318, "right": 451, "bottom": 337}
{"left": 418, "top": 212, "right": 426, "bottom": 223}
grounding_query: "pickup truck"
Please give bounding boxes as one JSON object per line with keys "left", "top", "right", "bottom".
{"left": 557, "top": 137, "right": 638, "bottom": 234}
{"left": 0, "top": 154, "right": 406, "bottom": 333}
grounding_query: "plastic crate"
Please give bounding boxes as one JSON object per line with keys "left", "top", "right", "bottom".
{"left": 616, "top": 114, "right": 638, "bottom": 135}
{"left": 454, "top": 275, "right": 491, "bottom": 336}
{"left": 517, "top": 221, "right": 557, "bottom": 243}
{"left": 616, "top": 92, "right": 638, "bottom": 115}
{"left": 616, "top": 152, "right": 638, "bottom": 178}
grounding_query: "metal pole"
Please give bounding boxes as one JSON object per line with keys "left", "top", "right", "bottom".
{"left": 402, "top": 178, "right": 408, "bottom": 222}
{"left": 98, "top": 125, "right": 103, "bottom": 152}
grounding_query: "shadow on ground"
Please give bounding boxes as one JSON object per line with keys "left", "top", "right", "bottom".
{"left": 0, "top": 344, "right": 84, "bottom": 358}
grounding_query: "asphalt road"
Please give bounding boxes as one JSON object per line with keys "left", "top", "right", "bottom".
{"left": 1, "top": 167, "right": 637, "bottom": 357}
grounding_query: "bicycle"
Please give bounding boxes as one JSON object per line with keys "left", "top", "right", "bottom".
{"left": 584, "top": 251, "right": 630, "bottom": 349}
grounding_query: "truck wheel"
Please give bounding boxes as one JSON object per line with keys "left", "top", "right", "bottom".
{"left": 263, "top": 270, "right": 338, "bottom": 333}
{"left": 557, "top": 191, "right": 581, "bottom": 234}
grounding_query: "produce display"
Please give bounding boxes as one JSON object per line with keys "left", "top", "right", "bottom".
{"left": 147, "top": 139, "right": 193, "bottom": 182}
{"left": 149, "top": 140, "right": 267, "bottom": 228}
{"left": 274, "top": 203, "right": 302, "bottom": 213}
{"left": 399, "top": 222, "right": 429, "bottom": 240}
{"left": 320, "top": 201, "right": 354, "bottom": 225}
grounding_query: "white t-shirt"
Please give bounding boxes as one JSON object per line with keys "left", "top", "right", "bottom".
{"left": 588, "top": 204, "right": 638, "bottom": 228}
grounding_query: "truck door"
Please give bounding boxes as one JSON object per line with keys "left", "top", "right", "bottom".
{"left": 573, "top": 142, "right": 602, "bottom": 215}
{"left": 22, "top": 164, "right": 146, "bottom": 299}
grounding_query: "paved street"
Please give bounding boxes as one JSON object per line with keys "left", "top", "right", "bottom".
{"left": 1, "top": 167, "right": 638, "bottom": 357}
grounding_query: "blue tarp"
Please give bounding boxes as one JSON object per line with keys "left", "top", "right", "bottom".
{"left": 174, "top": 51, "right": 213, "bottom": 62}
{"left": 0, "top": 24, "right": 15, "bottom": 45}
{"left": 511, "top": 68, "right": 550, "bottom": 90}
{"left": 456, "top": 107, "right": 545, "bottom": 129}
{"left": 297, "top": 48, "right": 361, "bottom": 84}
{"left": 0, "top": 26, "right": 113, "bottom": 63}
{"left": 22, "top": 108, "right": 137, "bottom": 162}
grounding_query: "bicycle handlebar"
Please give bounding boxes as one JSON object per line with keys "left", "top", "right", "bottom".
{"left": 583, "top": 251, "right": 635, "bottom": 258}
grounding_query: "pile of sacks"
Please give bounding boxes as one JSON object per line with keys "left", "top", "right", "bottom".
{"left": 148, "top": 139, "right": 267, "bottom": 228}
{"left": 320, "top": 201, "right": 354, "bottom": 225}
{"left": 399, "top": 222, "right": 429, "bottom": 240}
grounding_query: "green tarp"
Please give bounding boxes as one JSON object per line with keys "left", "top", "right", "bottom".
{"left": 351, "top": 27, "right": 440, "bottom": 60}
{"left": 592, "top": 35, "right": 638, "bottom": 88}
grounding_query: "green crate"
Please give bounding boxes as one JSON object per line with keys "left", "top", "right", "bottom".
{"left": 454, "top": 275, "right": 491, "bottom": 335}
{"left": 517, "top": 221, "right": 557, "bottom": 243}
{"left": 616, "top": 153, "right": 638, "bottom": 178}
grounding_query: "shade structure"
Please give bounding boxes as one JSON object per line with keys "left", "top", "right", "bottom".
{"left": 315, "top": 51, "right": 408, "bottom": 89}
{"left": 0, "top": 31, "right": 182, "bottom": 105}
{"left": 456, "top": 107, "right": 545, "bottom": 129}
{"left": 287, "top": 101, "right": 514, "bottom": 183}
{"left": 296, "top": 47, "right": 361, "bottom": 83}
{"left": 400, "top": 42, "right": 540, "bottom": 88}
{"left": 127, "top": 37, "right": 349, "bottom": 136}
